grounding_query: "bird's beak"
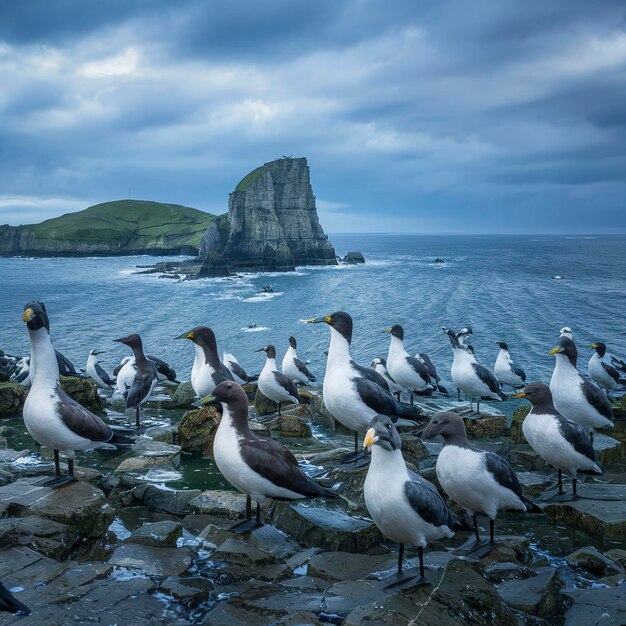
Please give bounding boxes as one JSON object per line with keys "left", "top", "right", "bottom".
{"left": 548, "top": 346, "right": 561, "bottom": 355}
{"left": 306, "top": 316, "right": 331, "bottom": 324}
{"left": 113, "top": 338, "right": 124, "bottom": 344}
{"left": 255, "top": 347, "right": 265, "bottom": 353}
{"left": 590, "top": 343, "right": 598, "bottom": 348}
{"left": 94, "top": 350, "right": 106, "bottom": 355}
{"left": 23, "top": 308, "right": 34, "bottom": 323}
{"left": 382, "top": 328, "right": 392, "bottom": 333}
{"left": 363, "top": 428, "right": 378, "bottom": 448}
{"left": 509, "top": 391, "right": 526, "bottom": 398}
{"left": 192, "top": 394, "right": 219, "bottom": 408}
{"left": 175, "top": 330, "right": 194, "bottom": 340}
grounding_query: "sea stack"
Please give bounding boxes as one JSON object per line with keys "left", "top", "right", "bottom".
{"left": 198, "top": 157, "right": 337, "bottom": 274}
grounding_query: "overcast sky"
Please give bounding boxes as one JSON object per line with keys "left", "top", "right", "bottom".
{"left": 0, "top": 1, "right": 625, "bottom": 233}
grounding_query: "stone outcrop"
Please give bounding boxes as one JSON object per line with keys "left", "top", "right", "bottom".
{"left": 198, "top": 157, "right": 337, "bottom": 273}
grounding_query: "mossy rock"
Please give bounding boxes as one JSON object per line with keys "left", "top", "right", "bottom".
{"left": 0, "top": 382, "right": 27, "bottom": 418}
{"left": 59, "top": 376, "right": 105, "bottom": 413}
{"left": 178, "top": 405, "right": 221, "bottom": 455}
{"left": 463, "top": 413, "right": 509, "bottom": 439}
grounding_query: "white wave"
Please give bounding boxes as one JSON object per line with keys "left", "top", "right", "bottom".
{"left": 243, "top": 292, "right": 283, "bottom": 302}
{"left": 241, "top": 326, "right": 270, "bottom": 332}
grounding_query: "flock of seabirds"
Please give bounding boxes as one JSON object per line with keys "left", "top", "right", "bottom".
{"left": 0, "top": 301, "right": 624, "bottom": 613}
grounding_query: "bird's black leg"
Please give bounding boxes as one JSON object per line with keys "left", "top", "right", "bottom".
{"left": 354, "top": 431, "right": 358, "bottom": 453}
{"left": 544, "top": 469, "right": 576, "bottom": 502}
{"left": 489, "top": 519, "right": 495, "bottom": 545}
{"left": 558, "top": 469, "right": 563, "bottom": 495}
{"left": 381, "top": 543, "right": 429, "bottom": 590}
{"left": 476, "top": 398, "right": 481, "bottom": 415}
{"left": 256, "top": 502, "right": 261, "bottom": 524}
{"left": 455, "top": 513, "right": 496, "bottom": 558}
{"left": 398, "top": 542, "right": 404, "bottom": 575}
{"left": 572, "top": 478, "right": 578, "bottom": 499}
{"left": 473, "top": 513, "right": 480, "bottom": 542}
{"left": 410, "top": 392, "right": 414, "bottom": 407}
{"left": 457, "top": 388, "right": 461, "bottom": 402}
{"left": 394, "top": 391, "right": 401, "bottom": 401}
{"left": 54, "top": 449, "right": 61, "bottom": 476}
{"left": 339, "top": 433, "right": 370, "bottom": 468}
{"left": 278, "top": 404, "right": 282, "bottom": 418}
{"left": 135, "top": 406, "right": 140, "bottom": 429}
{"left": 230, "top": 496, "right": 263, "bottom": 533}
{"left": 41, "top": 453, "right": 77, "bottom": 489}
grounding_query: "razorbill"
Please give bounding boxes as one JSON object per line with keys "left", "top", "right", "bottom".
{"left": 176, "top": 326, "right": 234, "bottom": 397}
{"left": 203, "top": 381, "right": 337, "bottom": 532}
{"left": 86, "top": 349, "right": 115, "bottom": 390}
{"left": 589, "top": 342, "right": 624, "bottom": 393}
{"left": 363, "top": 415, "right": 463, "bottom": 589}
{"left": 256, "top": 345, "right": 299, "bottom": 415}
{"left": 494, "top": 342, "right": 526, "bottom": 390}
{"left": 549, "top": 336, "right": 613, "bottom": 430}
{"left": 307, "top": 312, "right": 425, "bottom": 457}
{"left": 416, "top": 353, "right": 448, "bottom": 394}
{"left": 443, "top": 328, "right": 505, "bottom": 414}
{"left": 114, "top": 334, "right": 158, "bottom": 428}
{"left": 422, "top": 411, "right": 538, "bottom": 557}
{"left": 511, "top": 382, "right": 602, "bottom": 499}
{"left": 384, "top": 325, "right": 432, "bottom": 404}
{"left": 23, "top": 302, "right": 129, "bottom": 487}
{"left": 370, "top": 358, "right": 404, "bottom": 400}
{"left": 223, "top": 352, "right": 253, "bottom": 384}
{"left": 0, "top": 582, "right": 30, "bottom": 615}
{"left": 282, "top": 336, "right": 316, "bottom": 384}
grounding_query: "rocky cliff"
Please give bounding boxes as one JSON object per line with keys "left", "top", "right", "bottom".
{"left": 198, "top": 157, "right": 336, "bottom": 274}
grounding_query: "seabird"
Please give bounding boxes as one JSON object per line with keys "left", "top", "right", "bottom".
{"left": 363, "top": 415, "right": 463, "bottom": 589}
{"left": 443, "top": 328, "right": 505, "bottom": 413}
{"left": 86, "top": 349, "right": 115, "bottom": 390}
{"left": 307, "top": 312, "right": 425, "bottom": 458}
{"left": 370, "top": 357, "right": 404, "bottom": 400}
{"left": 256, "top": 345, "right": 299, "bottom": 415}
{"left": 456, "top": 327, "right": 473, "bottom": 345}
{"left": 422, "top": 411, "right": 538, "bottom": 557}
{"left": 176, "top": 326, "right": 234, "bottom": 398}
{"left": 23, "top": 302, "right": 130, "bottom": 487}
{"left": 149, "top": 355, "right": 179, "bottom": 384}
{"left": 384, "top": 325, "right": 432, "bottom": 404}
{"left": 560, "top": 327, "right": 574, "bottom": 340}
{"left": 589, "top": 342, "right": 624, "bottom": 393}
{"left": 416, "top": 353, "right": 448, "bottom": 394}
{"left": 494, "top": 341, "right": 526, "bottom": 389}
{"left": 223, "top": 351, "right": 255, "bottom": 384}
{"left": 0, "top": 582, "right": 30, "bottom": 616}
{"left": 511, "top": 382, "right": 602, "bottom": 500}
{"left": 55, "top": 350, "right": 80, "bottom": 377}
{"left": 549, "top": 336, "right": 613, "bottom": 430}
{"left": 114, "top": 334, "right": 158, "bottom": 428}
{"left": 11, "top": 356, "right": 31, "bottom": 386}
{"left": 202, "top": 381, "right": 338, "bottom": 532}
{"left": 282, "top": 336, "right": 316, "bottom": 385}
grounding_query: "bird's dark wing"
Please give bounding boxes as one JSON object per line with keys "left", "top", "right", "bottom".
{"left": 404, "top": 474, "right": 457, "bottom": 528}
{"left": 556, "top": 417, "right": 597, "bottom": 463}
{"left": 240, "top": 437, "right": 327, "bottom": 498}
{"left": 418, "top": 353, "right": 439, "bottom": 382}
{"left": 405, "top": 356, "right": 431, "bottom": 384}
{"left": 273, "top": 371, "right": 299, "bottom": 400}
{"left": 55, "top": 384, "right": 113, "bottom": 442}
{"left": 147, "top": 355, "right": 178, "bottom": 382}
{"left": 228, "top": 360, "right": 249, "bottom": 382}
{"left": 601, "top": 361, "right": 622, "bottom": 385}
{"left": 483, "top": 451, "right": 524, "bottom": 499}
{"left": 126, "top": 366, "right": 157, "bottom": 409}
{"left": 353, "top": 376, "right": 400, "bottom": 416}
{"left": 113, "top": 362, "right": 124, "bottom": 377}
{"left": 95, "top": 362, "right": 114, "bottom": 386}
{"left": 581, "top": 380, "right": 613, "bottom": 420}
{"left": 610, "top": 355, "right": 626, "bottom": 374}
{"left": 511, "top": 364, "right": 526, "bottom": 381}
{"left": 215, "top": 363, "right": 235, "bottom": 385}
{"left": 350, "top": 360, "right": 390, "bottom": 391}
{"left": 471, "top": 363, "right": 501, "bottom": 394}
{"left": 294, "top": 357, "right": 315, "bottom": 382}
{"left": 15, "top": 370, "right": 29, "bottom": 383}
{"left": 56, "top": 350, "right": 78, "bottom": 376}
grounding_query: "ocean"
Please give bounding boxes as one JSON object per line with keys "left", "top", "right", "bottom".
{"left": 1, "top": 234, "right": 625, "bottom": 406}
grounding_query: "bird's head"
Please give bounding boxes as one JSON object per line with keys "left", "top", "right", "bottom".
{"left": 23, "top": 301, "right": 49, "bottom": 332}
{"left": 590, "top": 342, "right": 606, "bottom": 357}
{"left": 383, "top": 324, "right": 404, "bottom": 340}
{"left": 421, "top": 411, "right": 467, "bottom": 443}
{"left": 256, "top": 345, "right": 276, "bottom": 359}
{"left": 114, "top": 334, "right": 142, "bottom": 350}
{"left": 175, "top": 326, "right": 215, "bottom": 347}
{"left": 497, "top": 341, "right": 509, "bottom": 351}
{"left": 549, "top": 336, "right": 577, "bottom": 364}
{"left": 363, "top": 415, "right": 402, "bottom": 452}
{"left": 288, "top": 336, "right": 297, "bottom": 349}
{"left": 194, "top": 380, "right": 248, "bottom": 415}
{"left": 509, "top": 381, "right": 553, "bottom": 406}
{"left": 306, "top": 311, "right": 352, "bottom": 344}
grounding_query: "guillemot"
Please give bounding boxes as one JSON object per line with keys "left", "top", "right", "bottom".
{"left": 223, "top": 351, "right": 253, "bottom": 384}
{"left": 114, "top": 334, "right": 158, "bottom": 428}
{"left": 384, "top": 325, "right": 432, "bottom": 404}
{"left": 370, "top": 358, "right": 404, "bottom": 400}
{"left": 257, "top": 345, "right": 300, "bottom": 415}
{"left": 589, "top": 342, "right": 624, "bottom": 393}
{"left": 416, "top": 353, "right": 448, "bottom": 394}
{"left": 203, "top": 381, "right": 338, "bottom": 532}
{"left": 23, "top": 301, "right": 130, "bottom": 487}
{"left": 176, "top": 326, "right": 234, "bottom": 398}
{"left": 549, "top": 336, "right": 613, "bottom": 430}
{"left": 494, "top": 341, "right": 526, "bottom": 389}
{"left": 282, "top": 336, "right": 316, "bottom": 385}
{"left": 511, "top": 382, "right": 602, "bottom": 500}
{"left": 422, "top": 411, "right": 538, "bottom": 558}
{"left": 86, "top": 349, "right": 115, "bottom": 390}
{"left": 363, "top": 415, "right": 463, "bottom": 590}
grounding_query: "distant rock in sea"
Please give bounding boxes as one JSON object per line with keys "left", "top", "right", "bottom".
{"left": 342, "top": 251, "right": 365, "bottom": 264}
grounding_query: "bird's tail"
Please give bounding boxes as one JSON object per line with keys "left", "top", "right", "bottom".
{"left": 451, "top": 512, "right": 471, "bottom": 531}
{"left": 110, "top": 428, "right": 135, "bottom": 445}
{"left": 522, "top": 496, "right": 542, "bottom": 513}
{"left": 437, "top": 384, "right": 449, "bottom": 395}
{"left": 397, "top": 402, "right": 428, "bottom": 422}
{"left": 308, "top": 373, "right": 317, "bottom": 382}
{"left": 0, "top": 583, "right": 31, "bottom": 615}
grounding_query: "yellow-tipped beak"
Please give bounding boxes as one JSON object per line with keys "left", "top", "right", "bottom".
{"left": 306, "top": 316, "right": 332, "bottom": 324}
{"left": 363, "top": 428, "right": 378, "bottom": 448}
{"left": 23, "top": 308, "right": 34, "bottom": 323}
{"left": 175, "top": 331, "right": 195, "bottom": 340}
{"left": 548, "top": 346, "right": 560, "bottom": 355}
{"left": 510, "top": 391, "right": 526, "bottom": 398}
{"left": 383, "top": 327, "right": 392, "bottom": 333}
{"left": 590, "top": 344, "right": 598, "bottom": 348}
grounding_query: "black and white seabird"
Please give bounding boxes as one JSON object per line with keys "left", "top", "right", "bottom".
{"left": 363, "top": 415, "right": 463, "bottom": 589}
{"left": 370, "top": 357, "right": 404, "bottom": 400}
{"left": 456, "top": 327, "right": 473, "bottom": 345}
{"left": 114, "top": 334, "right": 158, "bottom": 428}
{"left": 257, "top": 345, "right": 300, "bottom": 415}
{"left": 55, "top": 350, "right": 81, "bottom": 377}
{"left": 416, "top": 353, "right": 448, "bottom": 395}
{"left": 494, "top": 341, "right": 526, "bottom": 390}
{"left": 511, "top": 382, "right": 602, "bottom": 500}
{"left": 176, "top": 326, "right": 234, "bottom": 398}
{"left": 307, "top": 312, "right": 425, "bottom": 457}
{"left": 23, "top": 302, "right": 130, "bottom": 487}
{"left": 549, "top": 336, "right": 614, "bottom": 430}
{"left": 589, "top": 342, "right": 624, "bottom": 393}
{"left": 384, "top": 325, "right": 432, "bottom": 404}
{"left": 560, "top": 327, "right": 574, "bottom": 340}
{"left": 223, "top": 351, "right": 253, "bottom": 384}
{"left": 11, "top": 356, "right": 31, "bottom": 386}
{"left": 204, "top": 381, "right": 338, "bottom": 532}
{"left": 0, "top": 582, "right": 30, "bottom": 616}
{"left": 443, "top": 328, "right": 505, "bottom": 413}
{"left": 149, "top": 355, "right": 179, "bottom": 384}
{"left": 86, "top": 349, "right": 115, "bottom": 390}
{"left": 282, "top": 336, "right": 316, "bottom": 385}
{"left": 422, "top": 411, "right": 538, "bottom": 557}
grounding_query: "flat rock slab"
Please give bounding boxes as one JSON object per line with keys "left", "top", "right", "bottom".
{"left": 127, "top": 520, "right": 182, "bottom": 547}
{"left": 0, "top": 478, "right": 113, "bottom": 537}
{"left": 593, "top": 433, "right": 625, "bottom": 467}
{"left": 113, "top": 439, "right": 181, "bottom": 473}
{"left": 131, "top": 483, "right": 201, "bottom": 516}
{"left": 160, "top": 575, "right": 214, "bottom": 606}
{"left": 563, "top": 583, "right": 626, "bottom": 625}
{"left": 272, "top": 503, "right": 383, "bottom": 553}
{"left": 109, "top": 543, "right": 193, "bottom": 577}
{"left": 308, "top": 551, "right": 396, "bottom": 582}
{"left": 189, "top": 489, "right": 248, "bottom": 519}
{"left": 497, "top": 567, "right": 563, "bottom": 617}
